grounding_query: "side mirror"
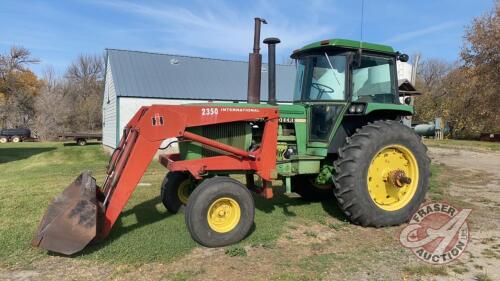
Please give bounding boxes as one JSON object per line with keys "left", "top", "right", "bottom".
{"left": 398, "top": 53, "right": 409, "bottom": 62}
{"left": 404, "top": 97, "right": 412, "bottom": 105}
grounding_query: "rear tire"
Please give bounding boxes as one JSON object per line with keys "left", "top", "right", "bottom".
{"left": 185, "top": 177, "right": 254, "bottom": 247}
{"left": 161, "top": 171, "right": 192, "bottom": 213}
{"left": 333, "top": 120, "right": 430, "bottom": 227}
{"left": 0, "top": 137, "right": 7, "bottom": 143}
{"left": 291, "top": 175, "right": 333, "bottom": 201}
{"left": 11, "top": 136, "right": 20, "bottom": 143}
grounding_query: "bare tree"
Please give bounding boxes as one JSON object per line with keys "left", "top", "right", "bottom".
{"left": 0, "top": 46, "right": 40, "bottom": 76}
{"left": 33, "top": 66, "right": 71, "bottom": 140}
{"left": 63, "top": 54, "right": 104, "bottom": 132}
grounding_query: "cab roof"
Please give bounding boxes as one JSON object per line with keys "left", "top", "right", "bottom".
{"left": 291, "top": 38, "right": 395, "bottom": 58}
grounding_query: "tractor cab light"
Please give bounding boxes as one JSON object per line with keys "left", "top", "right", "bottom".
{"left": 348, "top": 104, "right": 365, "bottom": 114}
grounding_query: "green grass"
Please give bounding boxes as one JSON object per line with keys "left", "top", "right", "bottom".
{"left": 224, "top": 246, "right": 247, "bottom": 257}
{"left": 429, "top": 163, "right": 447, "bottom": 200}
{"left": 423, "top": 139, "right": 500, "bottom": 151}
{"left": 475, "top": 272, "right": 493, "bottom": 281}
{"left": 0, "top": 142, "right": 346, "bottom": 267}
{"left": 403, "top": 265, "right": 448, "bottom": 276}
{"left": 451, "top": 266, "right": 469, "bottom": 274}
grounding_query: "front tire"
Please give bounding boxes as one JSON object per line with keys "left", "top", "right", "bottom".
{"left": 77, "top": 139, "right": 87, "bottom": 146}
{"left": 11, "top": 136, "right": 20, "bottom": 143}
{"left": 185, "top": 177, "right": 254, "bottom": 247}
{"left": 161, "top": 172, "right": 192, "bottom": 213}
{"left": 333, "top": 120, "right": 430, "bottom": 227}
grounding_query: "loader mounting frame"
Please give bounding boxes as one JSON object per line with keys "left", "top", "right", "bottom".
{"left": 100, "top": 105, "right": 279, "bottom": 237}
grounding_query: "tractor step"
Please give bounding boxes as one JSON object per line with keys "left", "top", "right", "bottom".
{"left": 283, "top": 192, "right": 301, "bottom": 198}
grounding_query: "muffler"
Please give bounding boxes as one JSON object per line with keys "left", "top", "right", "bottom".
{"left": 32, "top": 171, "right": 101, "bottom": 255}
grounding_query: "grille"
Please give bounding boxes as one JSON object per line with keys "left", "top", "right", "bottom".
{"left": 180, "top": 122, "right": 251, "bottom": 159}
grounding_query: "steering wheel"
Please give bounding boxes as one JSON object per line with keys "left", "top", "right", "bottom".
{"left": 311, "top": 82, "right": 334, "bottom": 99}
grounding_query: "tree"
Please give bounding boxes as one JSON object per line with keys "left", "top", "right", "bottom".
{"left": 413, "top": 59, "right": 453, "bottom": 123}
{"left": 33, "top": 67, "right": 70, "bottom": 140}
{"left": 63, "top": 54, "right": 104, "bottom": 132}
{"left": 0, "top": 46, "right": 40, "bottom": 128}
{"left": 414, "top": 3, "right": 499, "bottom": 138}
{"left": 459, "top": 2, "right": 500, "bottom": 136}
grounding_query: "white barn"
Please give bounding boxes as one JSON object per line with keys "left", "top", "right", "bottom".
{"left": 102, "top": 49, "right": 296, "bottom": 150}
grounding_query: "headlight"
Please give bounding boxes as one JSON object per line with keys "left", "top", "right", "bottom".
{"left": 348, "top": 104, "right": 365, "bottom": 114}
{"left": 355, "top": 104, "right": 364, "bottom": 113}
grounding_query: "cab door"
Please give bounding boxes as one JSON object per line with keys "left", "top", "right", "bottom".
{"left": 297, "top": 53, "right": 349, "bottom": 151}
{"left": 308, "top": 103, "right": 345, "bottom": 142}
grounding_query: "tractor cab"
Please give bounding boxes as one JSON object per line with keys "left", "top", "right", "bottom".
{"left": 289, "top": 39, "right": 410, "bottom": 145}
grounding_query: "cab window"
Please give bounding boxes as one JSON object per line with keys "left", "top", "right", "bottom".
{"left": 293, "top": 54, "right": 347, "bottom": 101}
{"left": 352, "top": 55, "right": 396, "bottom": 103}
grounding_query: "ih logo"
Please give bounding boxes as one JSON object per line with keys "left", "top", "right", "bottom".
{"left": 151, "top": 114, "right": 164, "bottom": 126}
{"left": 399, "top": 202, "right": 471, "bottom": 264}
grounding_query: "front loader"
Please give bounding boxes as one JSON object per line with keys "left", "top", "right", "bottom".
{"left": 33, "top": 18, "right": 430, "bottom": 255}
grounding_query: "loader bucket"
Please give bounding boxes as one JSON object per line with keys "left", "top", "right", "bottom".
{"left": 32, "top": 171, "right": 101, "bottom": 255}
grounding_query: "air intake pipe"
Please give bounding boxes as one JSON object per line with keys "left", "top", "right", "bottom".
{"left": 263, "top": 37, "right": 280, "bottom": 105}
{"left": 247, "top": 18, "right": 267, "bottom": 104}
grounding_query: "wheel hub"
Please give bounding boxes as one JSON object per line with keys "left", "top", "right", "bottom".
{"left": 177, "top": 180, "right": 191, "bottom": 205}
{"left": 367, "top": 145, "right": 419, "bottom": 211}
{"left": 387, "top": 170, "right": 412, "bottom": 188}
{"left": 207, "top": 197, "right": 241, "bottom": 233}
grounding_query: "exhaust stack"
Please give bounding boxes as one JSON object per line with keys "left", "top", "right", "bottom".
{"left": 247, "top": 18, "right": 267, "bottom": 104}
{"left": 263, "top": 37, "right": 280, "bottom": 105}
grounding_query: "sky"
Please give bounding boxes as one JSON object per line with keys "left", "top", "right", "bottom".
{"left": 0, "top": 0, "right": 495, "bottom": 76}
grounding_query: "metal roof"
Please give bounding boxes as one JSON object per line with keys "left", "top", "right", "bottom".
{"left": 107, "top": 49, "right": 297, "bottom": 102}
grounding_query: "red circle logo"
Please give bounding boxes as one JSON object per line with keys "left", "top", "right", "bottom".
{"left": 399, "top": 202, "right": 471, "bottom": 264}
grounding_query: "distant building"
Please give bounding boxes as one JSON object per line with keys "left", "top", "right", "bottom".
{"left": 102, "top": 49, "right": 296, "bottom": 150}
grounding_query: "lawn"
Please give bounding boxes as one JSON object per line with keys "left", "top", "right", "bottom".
{"left": 0, "top": 142, "right": 344, "bottom": 267}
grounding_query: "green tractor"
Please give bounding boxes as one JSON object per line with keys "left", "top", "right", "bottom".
{"left": 33, "top": 19, "right": 430, "bottom": 254}
{"left": 160, "top": 21, "right": 430, "bottom": 245}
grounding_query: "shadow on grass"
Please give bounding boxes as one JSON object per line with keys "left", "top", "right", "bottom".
{"left": 70, "top": 196, "right": 171, "bottom": 257}
{"left": 53, "top": 187, "right": 345, "bottom": 258}
{"left": 0, "top": 147, "right": 56, "bottom": 164}
{"left": 253, "top": 186, "right": 347, "bottom": 221}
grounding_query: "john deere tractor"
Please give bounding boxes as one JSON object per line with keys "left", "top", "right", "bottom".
{"left": 33, "top": 18, "right": 429, "bottom": 255}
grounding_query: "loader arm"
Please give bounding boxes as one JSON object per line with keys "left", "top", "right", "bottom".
{"left": 33, "top": 104, "right": 278, "bottom": 254}
{"left": 99, "top": 105, "right": 279, "bottom": 237}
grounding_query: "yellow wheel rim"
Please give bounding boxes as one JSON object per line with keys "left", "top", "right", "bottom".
{"left": 367, "top": 144, "right": 419, "bottom": 211}
{"left": 177, "top": 180, "right": 191, "bottom": 205}
{"left": 207, "top": 197, "right": 241, "bottom": 233}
